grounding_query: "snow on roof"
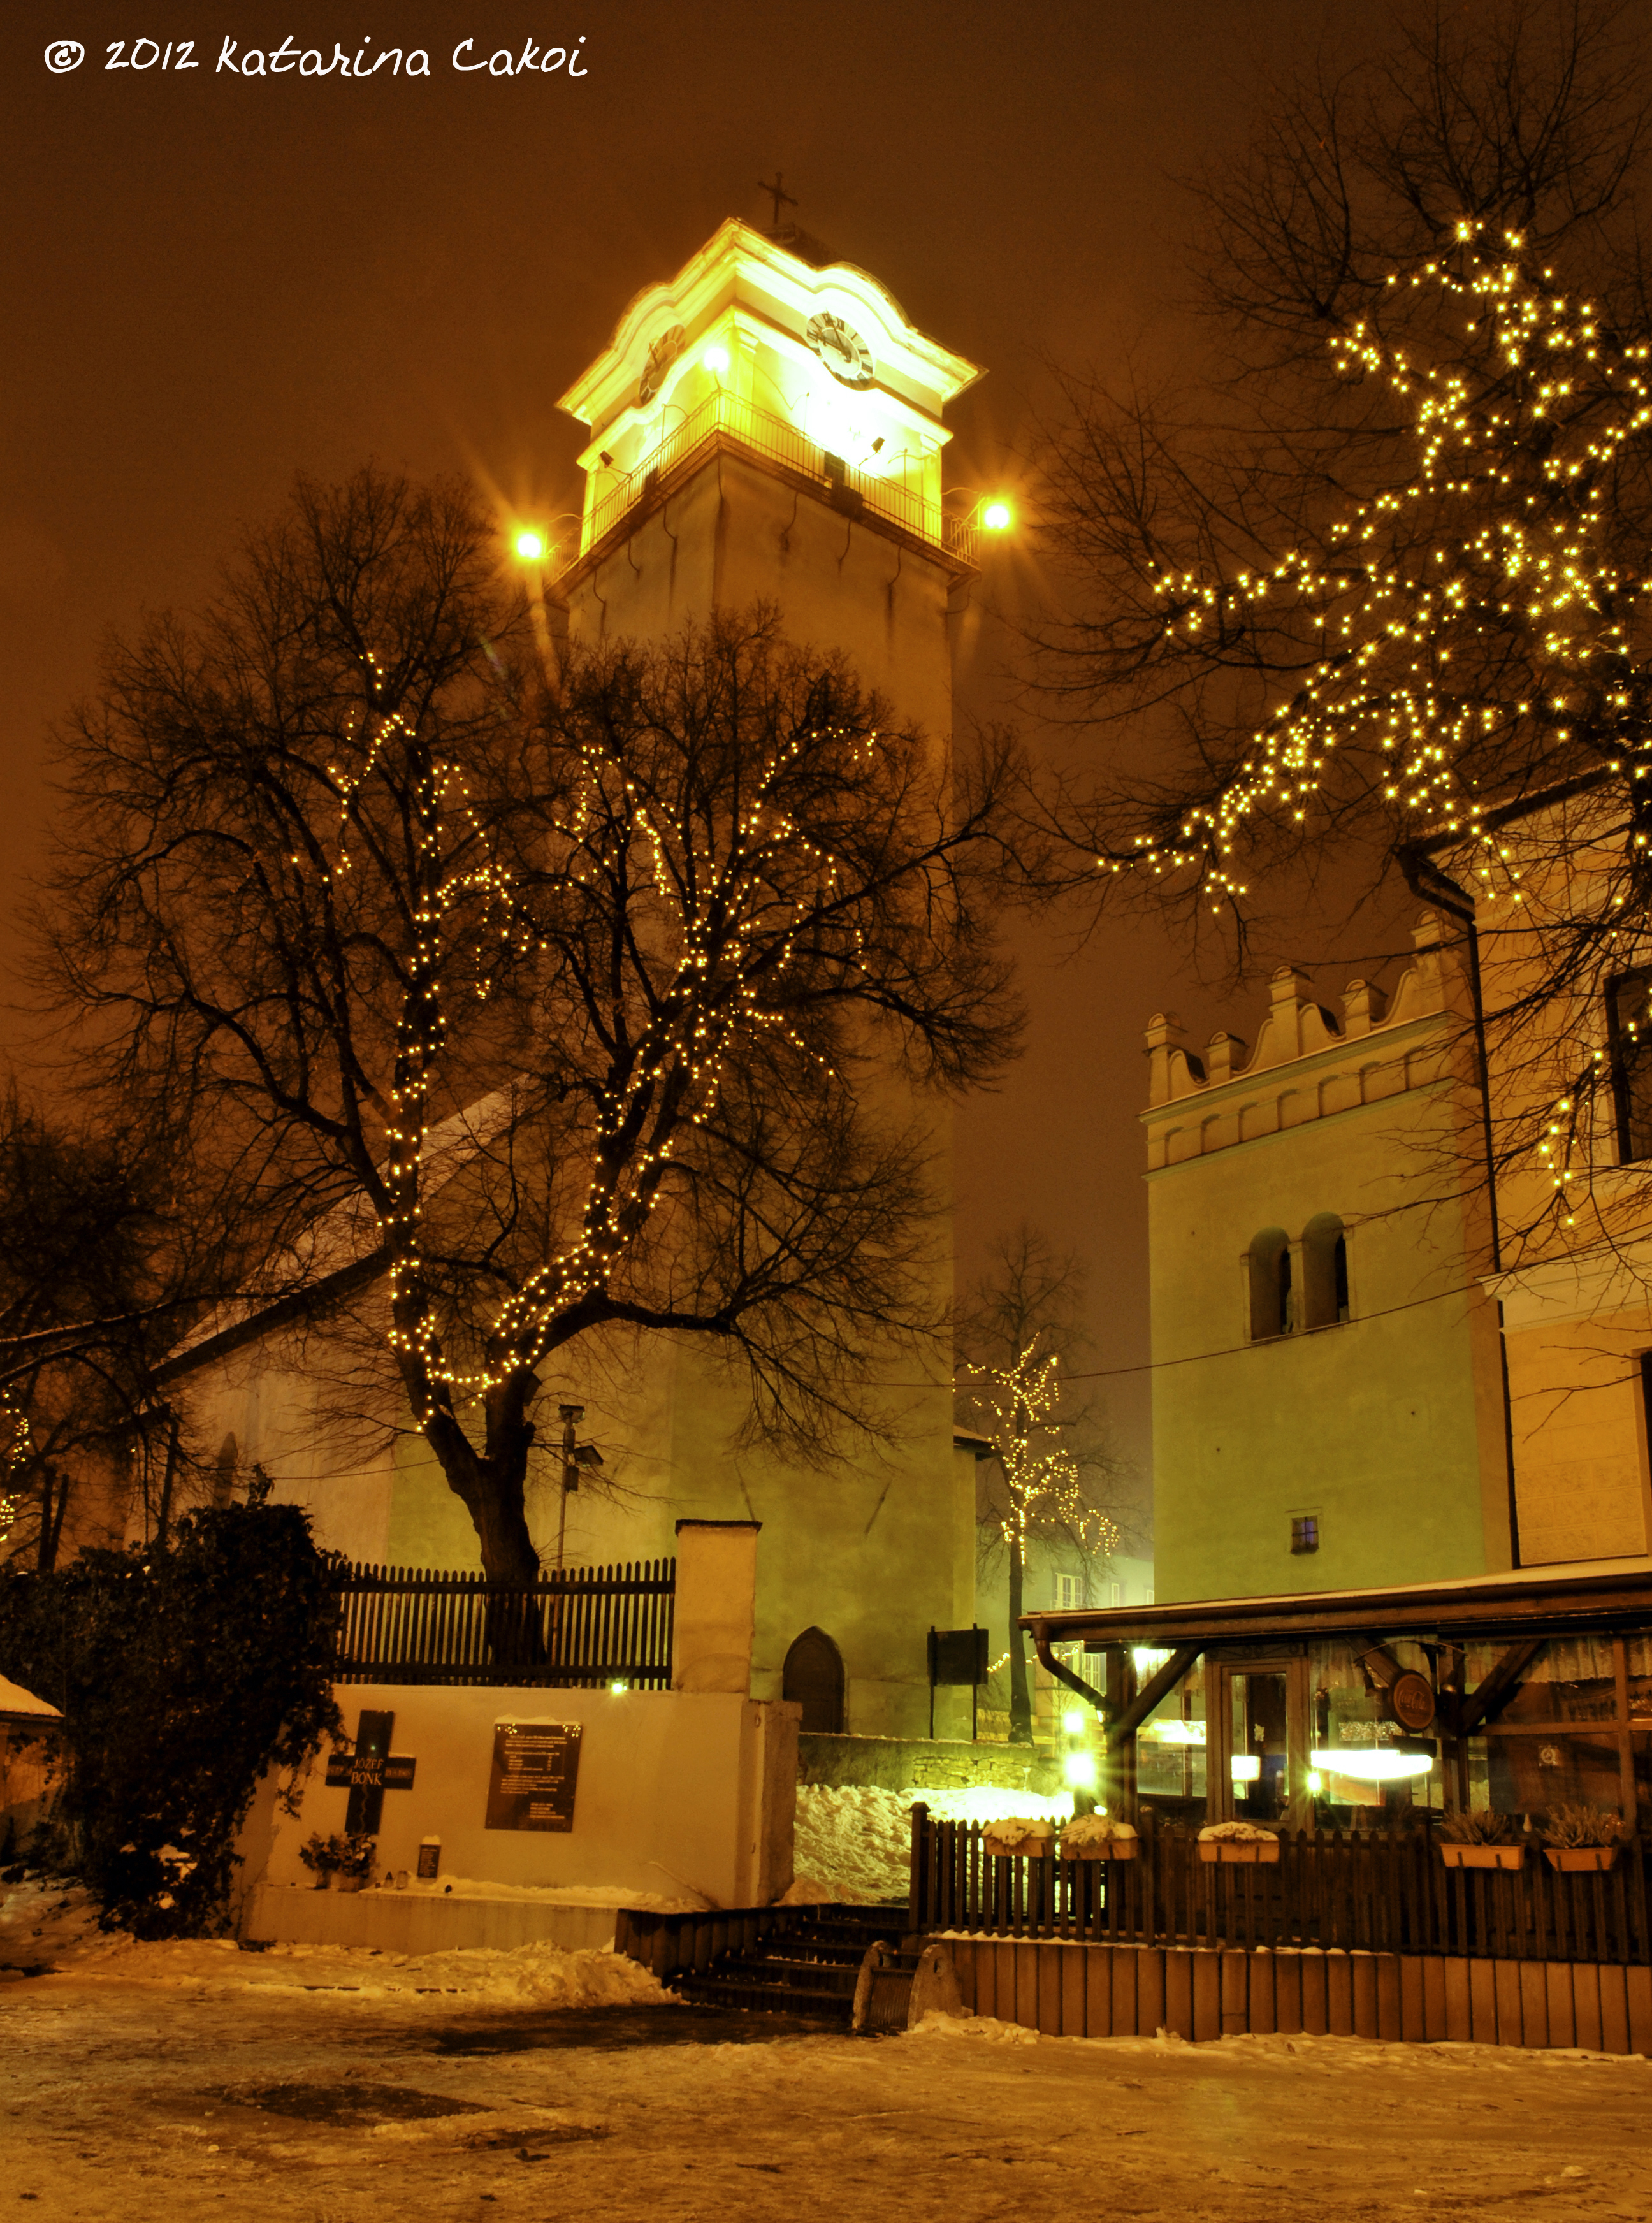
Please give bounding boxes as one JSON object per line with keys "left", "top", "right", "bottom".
{"left": 0, "top": 1674, "right": 61, "bottom": 1724}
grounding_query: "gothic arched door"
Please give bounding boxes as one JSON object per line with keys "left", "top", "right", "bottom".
{"left": 782, "top": 1626, "right": 846, "bottom": 1735}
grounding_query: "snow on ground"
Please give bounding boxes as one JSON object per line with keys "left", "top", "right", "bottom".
{"left": 793, "top": 1783, "right": 1072, "bottom": 1901}
{"left": 3, "top": 1951, "right": 1650, "bottom": 2222}
{"left": 0, "top": 1876, "right": 669, "bottom": 2006}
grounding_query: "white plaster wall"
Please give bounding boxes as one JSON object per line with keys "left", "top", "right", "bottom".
{"left": 245, "top": 1683, "right": 799, "bottom": 1911}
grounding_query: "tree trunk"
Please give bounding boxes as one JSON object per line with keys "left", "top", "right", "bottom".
{"left": 1008, "top": 1531, "right": 1033, "bottom": 1744}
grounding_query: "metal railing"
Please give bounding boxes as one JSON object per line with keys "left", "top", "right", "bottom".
{"left": 909, "top": 1806, "right": 1652, "bottom": 1967}
{"left": 563, "top": 390, "right": 980, "bottom": 574}
{"left": 333, "top": 1558, "right": 675, "bottom": 1688}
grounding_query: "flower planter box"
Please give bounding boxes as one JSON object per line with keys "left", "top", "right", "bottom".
{"left": 981, "top": 1834, "right": 1055, "bottom": 1861}
{"left": 1199, "top": 1839, "right": 1280, "bottom": 1865}
{"left": 1544, "top": 1845, "right": 1619, "bottom": 1874}
{"left": 1066, "top": 1839, "right": 1138, "bottom": 1862}
{"left": 1440, "top": 1843, "right": 1525, "bottom": 1871}
{"left": 335, "top": 1874, "right": 368, "bottom": 1894}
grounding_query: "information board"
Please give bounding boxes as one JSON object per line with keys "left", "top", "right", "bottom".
{"left": 484, "top": 1720, "right": 583, "bottom": 1833}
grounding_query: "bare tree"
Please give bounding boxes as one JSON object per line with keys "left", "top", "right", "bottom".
{"left": 36, "top": 470, "right": 1023, "bottom": 1584}
{"left": 0, "top": 1096, "right": 219, "bottom": 1570}
{"left": 1026, "top": 1, "right": 1652, "bottom": 1254}
{"left": 958, "top": 1226, "right": 1138, "bottom": 1742}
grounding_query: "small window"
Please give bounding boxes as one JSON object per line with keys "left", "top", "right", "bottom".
{"left": 1055, "top": 1572, "right": 1083, "bottom": 1611}
{"left": 1291, "top": 1514, "right": 1320, "bottom": 1555}
{"left": 1144, "top": 1588, "right": 1156, "bottom": 1604}
{"left": 1247, "top": 1228, "right": 1293, "bottom": 1340}
{"left": 1301, "top": 1214, "right": 1349, "bottom": 1329}
{"left": 1608, "top": 971, "right": 1652, "bottom": 1164}
{"left": 1108, "top": 1581, "right": 1122, "bottom": 1608}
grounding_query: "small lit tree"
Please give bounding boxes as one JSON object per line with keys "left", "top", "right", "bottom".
{"left": 965, "top": 1342, "right": 1119, "bottom": 1743}
{"left": 959, "top": 1226, "right": 1135, "bottom": 1744}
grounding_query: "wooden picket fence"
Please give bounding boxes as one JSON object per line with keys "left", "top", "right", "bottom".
{"left": 332, "top": 1558, "right": 675, "bottom": 1688}
{"left": 909, "top": 1805, "right": 1652, "bottom": 1967}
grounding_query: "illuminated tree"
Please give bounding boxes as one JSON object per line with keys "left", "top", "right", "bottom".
{"left": 39, "top": 472, "right": 1022, "bottom": 1584}
{"left": 1031, "top": 4, "right": 1652, "bottom": 1245}
{"left": 959, "top": 1226, "right": 1134, "bottom": 1742}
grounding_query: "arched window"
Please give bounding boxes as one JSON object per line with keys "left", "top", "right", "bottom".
{"left": 1247, "top": 1228, "right": 1292, "bottom": 1340}
{"left": 782, "top": 1626, "right": 846, "bottom": 1735}
{"left": 1301, "top": 1213, "right": 1349, "bottom": 1329}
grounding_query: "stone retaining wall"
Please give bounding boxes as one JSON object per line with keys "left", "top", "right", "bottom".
{"left": 798, "top": 1732, "right": 1060, "bottom": 1796}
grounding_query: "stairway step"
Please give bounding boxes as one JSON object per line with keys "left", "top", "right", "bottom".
{"left": 675, "top": 1974, "right": 853, "bottom": 2018}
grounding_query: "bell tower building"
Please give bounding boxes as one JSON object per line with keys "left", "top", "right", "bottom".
{"left": 535, "top": 220, "right": 990, "bottom": 1737}
{"left": 549, "top": 217, "right": 983, "bottom": 728}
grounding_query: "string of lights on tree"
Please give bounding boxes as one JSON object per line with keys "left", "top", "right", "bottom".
{"left": 331, "top": 672, "right": 880, "bottom": 1416}
{"left": 1120, "top": 221, "right": 1652, "bottom": 1215}
{"left": 966, "top": 1343, "right": 1120, "bottom": 1567}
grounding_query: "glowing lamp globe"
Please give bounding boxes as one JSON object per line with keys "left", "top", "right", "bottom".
{"left": 982, "top": 499, "right": 1012, "bottom": 531}
{"left": 702, "top": 344, "right": 731, "bottom": 376}
{"left": 514, "top": 529, "right": 547, "bottom": 562}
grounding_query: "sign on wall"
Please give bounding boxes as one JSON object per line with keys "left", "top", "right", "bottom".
{"left": 484, "top": 1719, "right": 583, "bottom": 1833}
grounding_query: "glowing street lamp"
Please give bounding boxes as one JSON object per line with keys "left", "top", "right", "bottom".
{"left": 981, "top": 499, "right": 1013, "bottom": 531}
{"left": 514, "top": 528, "right": 547, "bottom": 562}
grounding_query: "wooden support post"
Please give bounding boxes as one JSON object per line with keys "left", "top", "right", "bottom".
{"left": 1614, "top": 1638, "right": 1635, "bottom": 1826}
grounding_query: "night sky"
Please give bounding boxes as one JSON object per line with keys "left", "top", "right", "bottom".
{"left": 1, "top": 0, "right": 1411, "bottom": 1481}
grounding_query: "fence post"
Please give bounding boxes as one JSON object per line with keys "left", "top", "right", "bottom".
{"left": 908, "top": 1804, "right": 931, "bottom": 1935}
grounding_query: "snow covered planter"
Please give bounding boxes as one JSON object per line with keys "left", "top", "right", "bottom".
{"left": 1061, "top": 1816, "right": 1138, "bottom": 1862}
{"left": 980, "top": 1817, "right": 1057, "bottom": 1860}
{"left": 1198, "top": 1822, "right": 1279, "bottom": 1865}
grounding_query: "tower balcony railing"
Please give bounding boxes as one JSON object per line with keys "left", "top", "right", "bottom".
{"left": 562, "top": 389, "right": 980, "bottom": 575}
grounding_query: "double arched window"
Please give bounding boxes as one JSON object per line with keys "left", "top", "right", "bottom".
{"left": 1248, "top": 1217, "right": 1349, "bottom": 1340}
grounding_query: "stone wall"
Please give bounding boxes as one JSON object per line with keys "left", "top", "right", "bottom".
{"left": 797, "top": 1731, "right": 1060, "bottom": 1797}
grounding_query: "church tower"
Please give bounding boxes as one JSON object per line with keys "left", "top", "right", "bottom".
{"left": 514, "top": 219, "right": 992, "bottom": 1736}
{"left": 546, "top": 217, "right": 983, "bottom": 730}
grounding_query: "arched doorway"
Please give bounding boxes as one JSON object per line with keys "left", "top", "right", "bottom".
{"left": 783, "top": 1626, "right": 846, "bottom": 1734}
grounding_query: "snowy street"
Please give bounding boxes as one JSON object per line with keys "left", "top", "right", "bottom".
{"left": 3, "top": 1886, "right": 1650, "bottom": 2223}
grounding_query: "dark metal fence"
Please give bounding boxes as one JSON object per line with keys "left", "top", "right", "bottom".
{"left": 909, "top": 1806, "right": 1652, "bottom": 1967}
{"left": 333, "top": 1558, "right": 675, "bottom": 1688}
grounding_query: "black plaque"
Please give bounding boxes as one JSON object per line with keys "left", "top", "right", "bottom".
{"left": 484, "top": 1720, "right": 582, "bottom": 1834}
{"left": 928, "top": 1627, "right": 990, "bottom": 1686}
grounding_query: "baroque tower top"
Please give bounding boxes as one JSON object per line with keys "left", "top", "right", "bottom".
{"left": 554, "top": 219, "right": 983, "bottom": 577}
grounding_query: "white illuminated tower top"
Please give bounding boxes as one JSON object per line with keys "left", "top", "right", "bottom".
{"left": 549, "top": 219, "right": 989, "bottom": 732}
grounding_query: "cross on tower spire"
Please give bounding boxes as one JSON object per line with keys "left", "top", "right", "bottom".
{"left": 757, "top": 171, "right": 797, "bottom": 231}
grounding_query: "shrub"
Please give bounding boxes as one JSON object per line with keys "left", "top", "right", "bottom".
{"left": 0, "top": 1482, "right": 342, "bottom": 1936}
{"left": 1540, "top": 1803, "right": 1625, "bottom": 1849}
{"left": 1438, "top": 1808, "right": 1518, "bottom": 1844}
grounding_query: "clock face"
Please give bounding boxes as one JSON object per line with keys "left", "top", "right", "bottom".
{"left": 637, "top": 324, "right": 685, "bottom": 406}
{"left": 806, "top": 311, "right": 874, "bottom": 388}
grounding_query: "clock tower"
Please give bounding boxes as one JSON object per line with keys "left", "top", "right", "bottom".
{"left": 519, "top": 222, "right": 993, "bottom": 1739}
{"left": 547, "top": 217, "right": 984, "bottom": 736}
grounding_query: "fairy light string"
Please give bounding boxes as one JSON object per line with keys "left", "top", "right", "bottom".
{"left": 1120, "top": 221, "right": 1652, "bottom": 1221}
{"left": 326, "top": 662, "right": 890, "bottom": 1413}
{"left": 966, "top": 1343, "right": 1120, "bottom": 1568}
{"left": 1126, "top": 221, "right": 1652, "bottom": 897}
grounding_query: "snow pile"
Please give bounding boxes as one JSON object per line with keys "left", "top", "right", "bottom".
{"left": 793, "top": 1786, "right": 913, "bottom": 1902}
{"left": 793, "top": 1784, "right": 1076, "bottom": 1901}
{"left": 1, "top": 1875, "right": 674, "bottom": 2006}
{"left": 908, "top": 2008, "right": 1038, "bottom": 2045}
{"left": 1199, "top": 1821, "right": 1279, "bottom": 1843}
{"left": 366, "top": 1874, "right": 700, "bottom": 1912}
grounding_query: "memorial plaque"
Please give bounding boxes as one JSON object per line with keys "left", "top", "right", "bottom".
{"left": 484, "top": 1720, "right": 582, "bottom": 1833}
